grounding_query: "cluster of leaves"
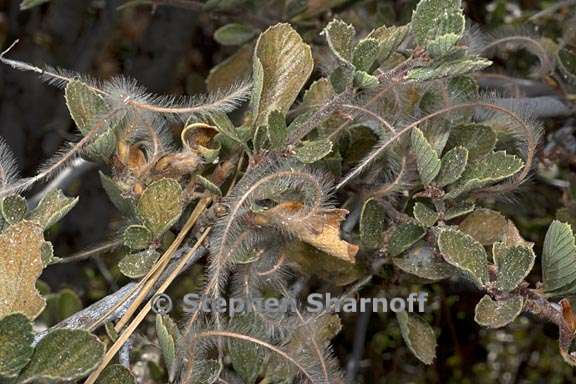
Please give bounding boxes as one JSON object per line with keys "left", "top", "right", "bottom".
{"left": 2, "top": 0, "right": 576, "bottom": 383}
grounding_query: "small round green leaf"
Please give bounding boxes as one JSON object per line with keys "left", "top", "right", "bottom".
{"left": 294, "top": 139, "right": 333, "bottom": 164}
{"left": 118, "top": 249, "right": 161, "bottom": 279}
{"left": 214, "top": 23, "right": 258, "bottom": 46}
{"left": 459, "top": 208, "right": 507, "bottom": 245}
{"left": 123, "top": 225, "right": 153, "bottom": 250}
{"left": 413, "top": 202, "right": 438, "bottom": 227}
{"left": 1, "top": 195, "right": 27, "bottom": 224}
{"left": 0, "top": 313, "right": 34, "bottom": 378}
{"left": 438, "top": 228, "right": 489, "bottom": 286}
{"left": 388, "top": 223, "right": 426, "bottom": 257}
{"left": 474, "top": 295, "right": 524, "bottom": 328}
{"left": 137, "top": 178, "right": 183, "bottom": 236}
{"left": 95, "top": 364, "right": 136, "bottom": 384}
{"left": 360, "top": 198, "right": 386, "bottom": 248}
{"left": 411, "top": 127, "right": 441, "bottom": 185}
{"left": 19, "top": 329, "right": 105, "bottom": 383}
{"left": 493, "top": 242, "right": 535, "bottom": 292}
{"left": 396, "top": 311, "right": 436, "bottom": 365}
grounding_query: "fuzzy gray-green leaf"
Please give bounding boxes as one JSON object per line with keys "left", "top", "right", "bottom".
{"left": 396, "top": 311, "right": 436, "bottom": 365}
{"left": 214, "top": 23, "right": 258, "bottom": 46}
{"left": 251, "top": 23, "right": 314, "bottom": 128}
{"left": 19, "top": 329, "right": 105, "bottom": 383}
{"left": 435, "top": 146, "right": 468, "bottom": 187}
{"left": 493, "top": 242, "right": 535, "bottom": 292}
{"left": 388, "top": 223, "right": 426, "bottom": 257}
{"left": 360, "top": 198, "right": 386, "bottom": 248}
{"left": 352, "top": 38, "right": 380, "bottom": 72}
{"left": 323, "top": 19, "right": 355, "bottom": 63}
{"left": 411, "top": 0, "right": 465, "bottom": 46}
{"left": 542, "top": 220, "right": 576, "bottom": 295}
{"left": 99, "top": 171, "right": 134, "bottom": 216}
{"left": 123, "top": 225, "right": 153, "bottom": 250}
{"left": 65, "top": 80, "right": 117, "bottom": 162}
{"left": 95, "top": 364, "right": 136, "bottom": 384}
{"left": 393, "top": 242, "right": 455, "bottom": 281}
{"left": 474, "top": 295, "right": 524, "bottom": 328}
{"left": 438, "top": 228, "right": 489, "bottom": 286}
{"left": 353, "top": 70, "right": 379, "bottom": 89}
{"left": 446, "top": 124, "right": 496, "bottom": 159}
{"left": 406, "top": 55, "right": 492, "bottom": 82}
{"left": 29, "top": 189, "right": 79, "bottom": 229}
{"left": 1, "top": 195, "right": 27, "bottom": 224}
{"left": 294, "top": 139, "right": 333, "bottom": 164}
{"left": 367, "top": 24, "right": 409, "bottom": 62}
{"left": 411, "top": 127, "right": 441, "bottom": 185}
{"left": 444, "top": 202, "right": 475, "bottom": 220}
{"left": 0, "top": 313, "right": 34, "bottom": 378}
{"left": 156, "top": 314, "right": 180, "bottom": 382}
{"left": 267, "top": 110, "right": 287, "bottom": 150}
{"left": 445, "top": 151, "right": 524, "bottom": 199}
{"left": 459, "top": 208, "right": 507, "bottom": 245}
{"left": 118, "top": 249, "right": 161, "bottom": 279}
{"left": 413, "top": 202, "right": 438, "bottom": 227}
{"left": 137, "top": 178, "right": 183, "bottom": 237}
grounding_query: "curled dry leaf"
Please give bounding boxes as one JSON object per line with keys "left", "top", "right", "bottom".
{"left": 254, "top": 202, "right": 358, "bottom": 263}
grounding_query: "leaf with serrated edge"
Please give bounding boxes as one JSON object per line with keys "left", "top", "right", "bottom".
{"left": 406, "top": 55, "right": 492, "bottom": 82}
{"left": 445, "top": 151, "right": 523, "bottom": 199}
{"left": 252, "top": 23, "right": 314, "bottom": 128}
{"left": 438, "top": 229, "right": 489, "bottom": 286}
{"left": 474, "top": 295, "right": 524, "bottom": 328}
{"left": 0, "top": 313, "right": 34, "bottom": 378}
{"left": 411, "top": 127, "right": 441, "bottom": 185}
{"left": 388, "top": 223, "right": 426, "bottom": 257}
{"left": 396, "top": 311, "right": 436, "bottom": 365}
{"left": 459, "top": 208, "right": 507, "bottom": 245}
{"left": 542, "top": 220, "right": 576, "bottom": 295}
{"left": 411, "top": 0, "right": 464, "bottom": 46}
{"left": 360, "top": 198, "right": 386, "bottom": 248}
{"left": 322, "top": 19, "right": 355, "bottom": 62}
{"left": 0, "top": 221, "right": 45, "bottom": 319}
{"left": 137, "top": 178, "right": 183, "bottom": 237}
{"left": 413, "top": 202, "right": 438, "bottom": 227}
{"left": 493, "top": 242, "right": 535, "bottom": 292}
{"left": 29, "top": 189, "right": 79, "bottom": 229}
{"left": 95, "top": 364, "right": 136, "bottom": 384}
{"left": 435, "top": 146, "right": 468, "bottom": 187}
{"left": 19, "top": 329, "right": 105, "bottom": 383}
